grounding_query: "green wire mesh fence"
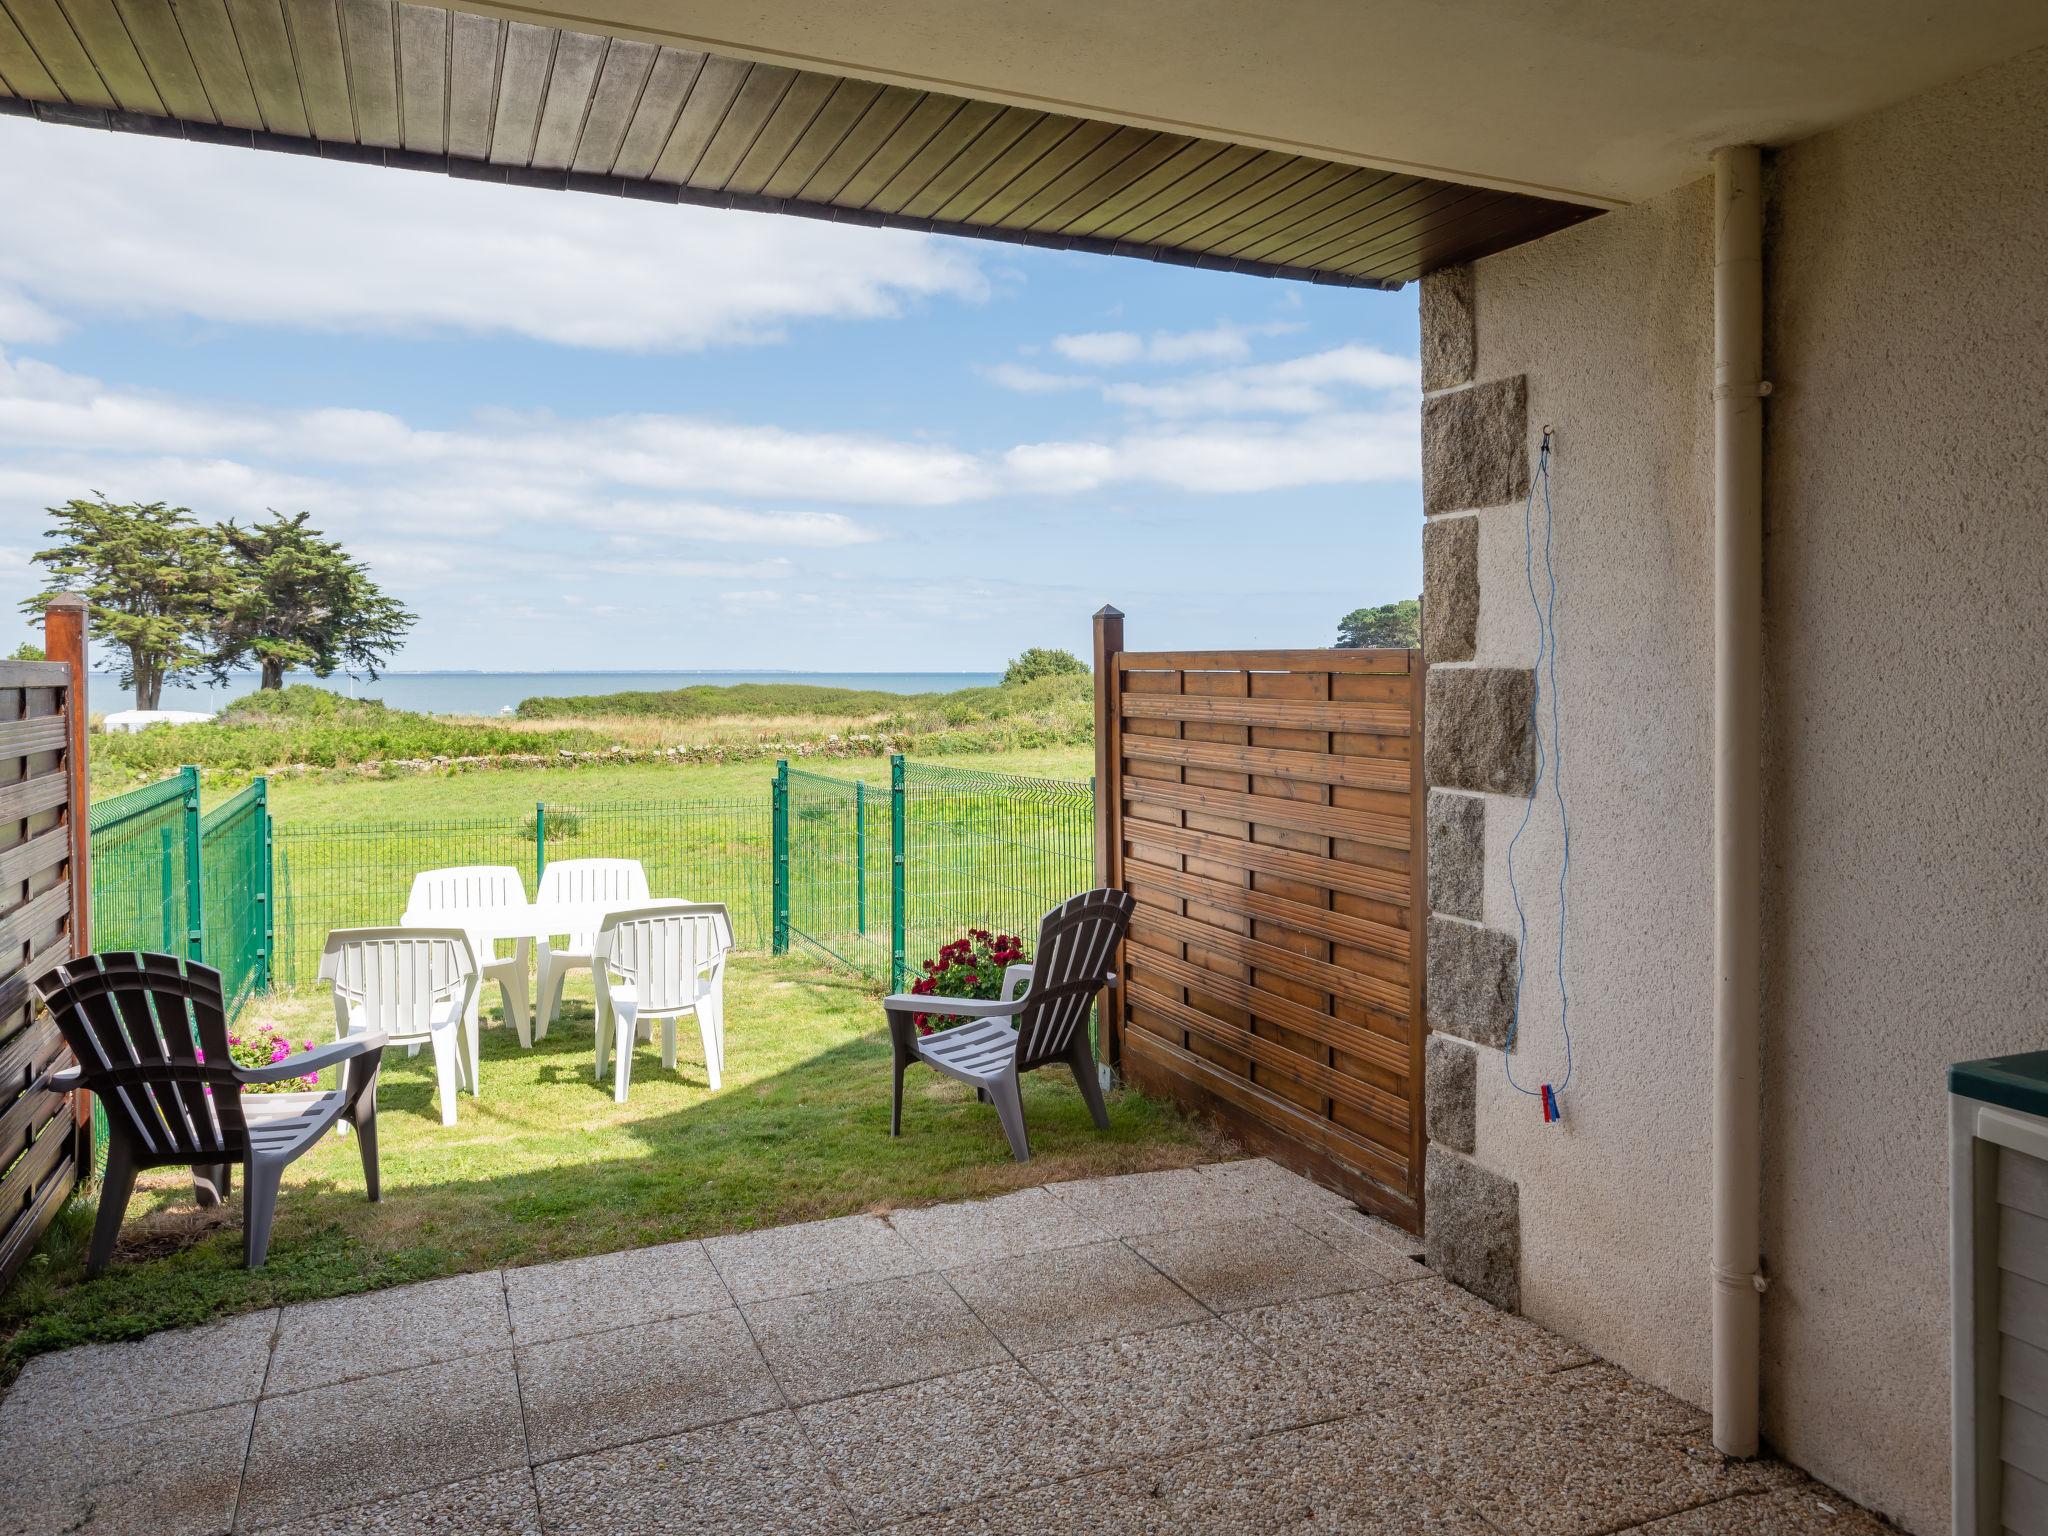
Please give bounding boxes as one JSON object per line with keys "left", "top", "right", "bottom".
{"left": 199, "top": 780, "right": 271, "bottom": 1016}
{"left": 87, "top": 768, "right": 198, "bottom": 962}
{"left": 778, "top": 764, "right": 892, "bottom": 981}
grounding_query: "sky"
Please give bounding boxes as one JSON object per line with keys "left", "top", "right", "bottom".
{"left": 0, "top": 114, "right": 1424, "bottom": 674}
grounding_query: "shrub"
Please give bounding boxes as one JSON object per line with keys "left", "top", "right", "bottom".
{"left": 1002, "top": 647, "right": 1086, "bottom": 686}
{"left": 223, "top": 1021, "right": 320, "bottom": 1093}
{"left": 908, "top": 929, "right": 1029, "bottom": 1034}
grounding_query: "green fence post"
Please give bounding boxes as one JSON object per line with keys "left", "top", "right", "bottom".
{"left": 254, "top": 775, "right": 272, "bottom": 992}
{"left": 158, "top": 824, "right": 175, "bottom": 952}
{"left": 180, "top": 764, "right": 204, "bottom": 964}
{"left": 771, "top": 761, "right": 790, "bottom": 955}
{"left": 889, "top": 754, "right": 906, "bottom": 993}
{"left": 535, "top": 802, "right": 547, "bottom": 887}
{"left": 854, "top": 778, "right": 867, "bottom": 937}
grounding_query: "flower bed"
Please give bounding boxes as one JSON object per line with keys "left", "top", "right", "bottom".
{"left": 907, "top": 929, "right": 1029, "bottom": 1034}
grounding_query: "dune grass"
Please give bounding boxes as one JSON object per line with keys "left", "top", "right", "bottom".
{"left": 0, "top": 955, "right": 1224, "bottom": 1383}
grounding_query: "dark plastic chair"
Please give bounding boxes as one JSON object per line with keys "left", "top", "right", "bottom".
{"left": 884, "top": 888, "right": 1133, "bottom": 1162}
{"left": 34, "top": 952, "right": 387, "bottom": 1273}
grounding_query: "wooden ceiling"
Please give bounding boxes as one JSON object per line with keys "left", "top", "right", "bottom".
{"left": 0, "top": 0, "right": 1601, "bottom": 287}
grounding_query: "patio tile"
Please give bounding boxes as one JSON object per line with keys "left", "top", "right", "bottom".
{"left": 256, "top": 1469, "right": 541, "bottom": 1534}
{"left": 515, "top": 1308, "right": 781, "bottom": 1461}
{"left": 743, "top": 1271, "right": 1007, "bottom": 1405}
{"left": 502, "top": 1241, "right": 728, "bottom": 1346}
{"left": 0, "top": 1308, "right": 275, "bottom": 1446}
{"left": 1193, "top": 1157, "right": 1354, "bottom": 1217}
{"left": 1129, "top": 1216, "right": 1398, "bottom": 1312}
{"left": 1226, "top": 1275, "right": 1594, "bottom": 1413}
{"left": 1372, "top": 1367, "right": 1792, "bottom": 1536}
{"left": 238, "top": 1352, "right": 526, "bottom": 1529}
{"left": 888, "top": 1185, "right": 1114, "bottom": 1268}
{"left": 796, "top": 1363, "right": 1100, "bottom": 1524}
{"left": 1620, "top": 1483, "right": 1893, "bottom": 1533}
{"left": 1041, "top": 1166, "right": 1235, "bottom": 1237}
{"left": 1023, "top": 1317, "right": 1335, "bottom": 1462}
{"left": 1288, "top": 1203, "right": 1433, "bottom": 1278}
{"left": 946, "top": 1238, "right": 1209, "bottom": 1356}
{"left": 534, "top": 1410, "right": 854, "bottom": 1535}
{"left": 264, "top": 1271, "right": 511, "bottom": 1394}
{"left": 0, "top": 1400, "right": 253, "bottom": 1536}
{"left": 704, "top": 1213, "right": 929, "bottom": 1304}
{"left": 879, "top": 1467, "right": 1162, "bottom": 1536}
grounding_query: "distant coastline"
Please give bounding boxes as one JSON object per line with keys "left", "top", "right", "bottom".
{"left": 113, "top": 670, "right": 1005, "bottom": 718}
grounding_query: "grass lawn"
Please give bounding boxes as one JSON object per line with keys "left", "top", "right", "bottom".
{"left": 0, "top": 954, "right": 1226, "bottom": 1383}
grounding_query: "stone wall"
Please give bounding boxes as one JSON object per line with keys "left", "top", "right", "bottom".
{"left": 1416, "top": 265, "right": 1531, "bottom": 1314}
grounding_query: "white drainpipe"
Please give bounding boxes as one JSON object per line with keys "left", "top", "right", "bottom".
{"left": 1711, "top": 142, "right": 1767, "bottom": 1460}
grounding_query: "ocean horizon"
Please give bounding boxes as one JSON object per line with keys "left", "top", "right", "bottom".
{"left": 120, "top": 669, "right": 1005, "bottom": 718}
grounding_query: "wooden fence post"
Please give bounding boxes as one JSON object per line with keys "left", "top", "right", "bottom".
{"left": 43, "top": 595, "right": 90, "bottom": 1151}
{"left": 1091, "top": 605, "right": 1124, "bottom": 1078}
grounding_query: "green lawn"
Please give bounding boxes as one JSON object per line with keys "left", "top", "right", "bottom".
{"left": 0, "top": 955, "right": 1223, "bottom": 1383}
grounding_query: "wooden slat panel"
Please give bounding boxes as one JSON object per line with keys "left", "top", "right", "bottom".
{"left": 0, "top": 825, "right": 70, "bottom": 891}
{"left": 1079, "top": 139, "right": 1263, "bottom": 240}
{"left": 1129, "top": 859, "right": 1408, "bottom": 960}
{"left": 1166, "top": 159, "right": 1359, "bottom": 255}
{"left": 0, "top": 5, "right": 64, "bottom": 99}
{"left": 1124, "top": 776, "right": 1409, "bottom": 850}
{"left": 55, "top": 0, "right": 161, "bottom": 111}
{"left": 864, "top": 95, "right": 1005, "bottom": 215}
{"left": 896, "top": 102, "right": 1038, "bottom": 220}
{"left": 1285, "top": 180, "right": 1481, "bottom": 271}
{"left": 964, "top": 116, "right": 1117, "bottom": 225}
{"left": 528, "top": 27, "right": 604, "bottom": 170}
{"left": 1122, "top": 734, "right": 1408, "bottom": 793}
{"left": 3, "top": 0, "right": 115, "bottom": 106}
{"left": 0, "top": 715, "right": 67, "bottom": 758}
{"left": 0, "top": 883, "right": 70, "bottom": 953}
{"left": 337, "top": 0, "right": 399, "bottom": 147}
{"left": 222, "top": 0, "right": 308, "bottom": 134}
{"left": 1122, "top": 150, "right": 1315, "bottom": 245}
{"left": 282, "top": 0, "right": 354, "bottom": 141}
{"left": 0, "top": 1124, "right": 75, "bottom": 1286}
{"left": 1032, "top": 129, "right": 1194, "bottom": 233}
{"left": 723, "top": 66, "right": 834, "bottom": 195}
{"left": 757, "top": 73, "right": 881, "bottom": 199}
{"left": 1006, "top": 122, "right": 1159, "bottom": 228}
{"left": 929, "top": 109, "right": 1076, "bottom": 223}
{"left": 0, "top": 662, "right": 80, "bottom": 687}
{"left": 1126, "top": 1030, "right": 1411, "bottom": 1202}
{"left": 0, "top": 937, "right": 71, "bottom": 1050}
{"left": 1126, "top": 820, "right": 1409, "bottom": 905}
{"left": 832, "top": 90, "right": 965, "bottom": 209}
{"left": 607, "top": 44, "right": 699, "bottom": 179}
{"left": 795, "top": 81, "right": 920, "bottom": 202}
{"left": 1209, "top": 165, "right": 1402, "bottom": 260}
{"left": 485, "top": 19, "right": 552, "bottom": 166}
{"left": 1131, "top": 946, "right": 1408, "bottom": 1062}
{"left": 394, "top": 1, "right": 447, "bottom": 152}
{"left": 689, "top": 59, "right": 795, "bottom": 189}
{"left": 0, "top": 768, "right": 68, "bottom": 823}
{"left": 1134, "top": 905, "right": 1407, "bottom": 1012}
{"left": 1243, "top": 174, "right": 1424, "bottom": 267}
{"left": 647, "top": 49, "right": 748, "bottom": 184}
{"left": 568, "top": 34, "right": 653, "bottom": 175}
{"left": 1122, "top": 691, "right": 1409, "bottom": 734}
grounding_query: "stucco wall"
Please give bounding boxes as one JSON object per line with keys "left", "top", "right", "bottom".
{"left": 1441, "top": 45, "right": 2048, "bottom": 1535}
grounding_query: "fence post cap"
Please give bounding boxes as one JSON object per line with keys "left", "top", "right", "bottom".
{"left": 44, "top": 592, "right": 89, "bottom": 611}
{"left": 1093, "top": 604, "right": 1123, "bottom": 619}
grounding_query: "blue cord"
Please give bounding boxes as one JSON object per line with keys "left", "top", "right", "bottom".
{"left": 1503, "top": 434, "right": 1572, "bottom": 1105}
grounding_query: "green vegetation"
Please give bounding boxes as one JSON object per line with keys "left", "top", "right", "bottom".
{"left": 1, "top": 955, "right": 1221, "bottom": 1378}
{"left": 93, "top": 673, "right": 1095, "bottom": 793}
{"left": 7, "top": 642, "right": 43, "bottom": 662}
{"left": 1336, "top": 597, "right": 1421, "bottom": 649}
{"left": 211, "top": 511, "right": 415, "bottom": 690}
{"left": 1001, "top": 646, "right": 1087, "bottom": 686}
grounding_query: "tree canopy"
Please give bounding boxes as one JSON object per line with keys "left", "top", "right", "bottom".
{"left": 212, "top": 511, "right": 415, "bottom": 690}
{"left": 1335, "top": 599, "right": 1421, "bottom": 650}
{"left": 1003, "top": 647, "right": 1087, "bottom": 686}
{"left": 21, "top": 496, "right": 229, "bottom": 709}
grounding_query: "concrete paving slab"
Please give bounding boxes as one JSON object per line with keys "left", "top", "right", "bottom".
{"left": 502, "top": 1240, "right": 728, "bottom": 1346}
{"left": 515, "top": 1308, "right": 781, "bottom": 1462}
{"left": 1039, "top": 1167, "right": 1231, "bottom": 1237}
{"left": 745, "top": 1271, "right": 1007, "bottom": 1405}
{"left": 1193, "top": 1157, "right": 1355, "bottom": 1217}
{"left": 1130, "top": 1216, "right": 1399, "bottom": 1312}
{"left": 0, "top": 1400, "right": 253, "bottom": 1536}
{"left": 888, "top": 1185, "right": 1113, "bottom": 1268}
{"left": 265, "top": 1271, "right": 510, "bottom": 1394}
{"left": 705, "top": 1213, "right": 929, "bottom": 1303}
{"left": 945, "top": 1238, "right": 1209, "bottom": 1356}
{"left": 534, "top": 1410, "right": 853, "bottom": 1536}
{"left": 238, "top": 1352, "right": 526, "bottom": 1529}
{"left": 0, "top": 1309, "right": 275, "bottom": 1446}
{"left": 1620, "top": 1484, "right": 1899, "bottom": 1533}
{"left": 254, "top": 1468, "right": 541, "bottom": 1534}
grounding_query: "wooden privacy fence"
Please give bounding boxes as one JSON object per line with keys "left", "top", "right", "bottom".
{"left": 0, "top": 598, "right": 90, "bottom": 1287}
{"left": 1093, "top": 608, "right": 1426, "bottom": 1228}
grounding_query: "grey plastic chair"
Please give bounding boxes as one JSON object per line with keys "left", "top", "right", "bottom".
{"left": 34, "top": 952, "right": 386, "bottom": 1273}
{"left": 883, "top": 888, "right": 1133, "bottom": 1162}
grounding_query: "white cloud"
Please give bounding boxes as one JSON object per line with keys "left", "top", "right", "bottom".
{"left": 1003, "top": 409, "right": 1417, "bottom": 494}
{"left": 1103, "top": 344, "right": 1418, "bottom": 416}
{"left": 0, "top": 117, "right": 986, "bottom": 352}
{"left": 1050, "top": 331, "right": 1144, "bottom": 366}
{"left": 977, "top": 363, "right": 1090, "bottom": 394}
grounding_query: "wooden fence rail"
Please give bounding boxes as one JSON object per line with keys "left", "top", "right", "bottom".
{"left": 1094, "top": 608, "right": 1426, "bottom": 1229}
{"left": 0, "top": 598, "right": 89, "bottom": 1288}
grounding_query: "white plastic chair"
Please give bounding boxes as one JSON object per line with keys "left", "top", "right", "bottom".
{"left": 406, "top": 865, "right": 534, "bottom": 1046}
{"left": 320, "top": 927, "right": 479, "bottom": 1127}
{"left": 592, "top": 903, "right": 734, "bottom": 1103}
{"left": 533, "top": 857, "right": 650, "bottom": 1038}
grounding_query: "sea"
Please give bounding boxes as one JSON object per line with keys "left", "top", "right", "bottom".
{"left": 127, "top": 670, "right": 1003, "bottom": 718}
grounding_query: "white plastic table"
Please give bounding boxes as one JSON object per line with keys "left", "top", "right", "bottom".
{"left": 401, "top": 899, "right": 688, "bottom": 1032}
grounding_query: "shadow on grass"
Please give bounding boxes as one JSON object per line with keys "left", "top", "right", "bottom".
{"left": 1, "top": 957, "right": 1230, "bottom": 1379}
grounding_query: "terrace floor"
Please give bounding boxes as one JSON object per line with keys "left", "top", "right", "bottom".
{"left": 0, "top": 1159, "right": 1886, "bottom": 1535}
